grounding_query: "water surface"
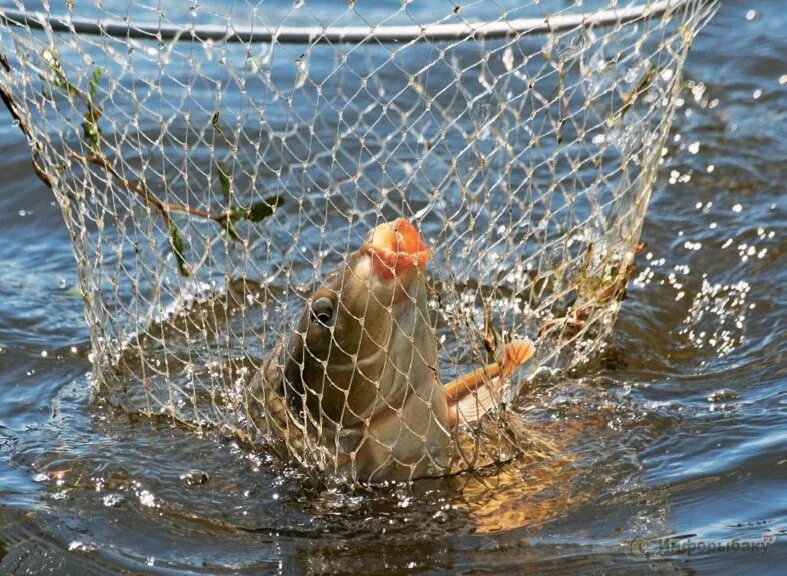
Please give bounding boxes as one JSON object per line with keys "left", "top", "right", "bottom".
{"left": 0, "top": 0, "right": 785, "bottom": 574}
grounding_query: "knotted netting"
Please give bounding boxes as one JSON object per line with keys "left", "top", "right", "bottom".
{"left": 0, "top": 0, "right": 716, "bottom": 483}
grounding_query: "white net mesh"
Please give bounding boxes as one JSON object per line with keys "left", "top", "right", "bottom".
{"left": 0, "top": 0, "right": 716, "bottom": 483}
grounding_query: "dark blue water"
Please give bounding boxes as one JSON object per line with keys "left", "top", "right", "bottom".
{"left": 0, "top": 0, "right": 785, "bottom": 574}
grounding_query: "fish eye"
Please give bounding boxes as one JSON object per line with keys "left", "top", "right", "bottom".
{"left": 310, "top": 297, "right": 334, "bottom": 328}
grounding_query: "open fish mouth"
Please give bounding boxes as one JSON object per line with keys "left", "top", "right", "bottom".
{"left": 363, "top": 218, "right": 430, "bottom": 279}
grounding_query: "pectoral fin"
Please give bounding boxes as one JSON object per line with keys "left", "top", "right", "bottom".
{"left": 443, "top": 339, "right": 535, "bottom": 426}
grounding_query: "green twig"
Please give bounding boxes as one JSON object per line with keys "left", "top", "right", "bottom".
{"left": 211, "top": 112, "right": 237, "bottom": 151}
{"left": 3, "top": 48, "right": 285, "bottom": 276}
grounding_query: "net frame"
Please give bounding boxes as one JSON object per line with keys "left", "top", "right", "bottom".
{"left": 0, "top": 0, "right": 718, "bottom": 484}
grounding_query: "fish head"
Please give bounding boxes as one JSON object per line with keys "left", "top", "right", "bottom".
{"left": 283, "top": 218, "right": 436, "bottom": 426}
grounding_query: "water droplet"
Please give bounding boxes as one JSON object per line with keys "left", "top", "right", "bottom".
{"left": 707, "top": 389, "right": 740, "bottom": 403}
{"left": 295, "top": 56, "right": 308, "bottom": 89}
{"left": 69, "top": 541, "right": 94, "bottom": 552}
{"left": 138, "top": 489, "right": 156, "bottom": 507}
{"left": 478, "top": 69, "right": 492, "bottom": 91}
{"left": 103, "top": 493, "right": 124, "bottom": 507}
{"left": 180, "top": 469, "right": 210, "bottom": 486}
{"left": 502, "top": 46, "right": 514, "bottom": 72}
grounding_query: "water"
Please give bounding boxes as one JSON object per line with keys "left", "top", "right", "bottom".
{"left": 0, "top": 0, "right": 785, "bottom": 573}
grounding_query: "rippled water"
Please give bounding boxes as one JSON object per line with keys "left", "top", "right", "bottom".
{"left": 0, "top": 1, "right": 785, "bottom": 574}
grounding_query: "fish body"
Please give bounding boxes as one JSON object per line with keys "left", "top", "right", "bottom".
{"left": 248, "top": 219, "right": 533, "bottom": 482}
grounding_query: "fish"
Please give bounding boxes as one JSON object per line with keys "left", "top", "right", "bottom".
{"left": 246, "top": 218, "right": 534, "bottom": 483}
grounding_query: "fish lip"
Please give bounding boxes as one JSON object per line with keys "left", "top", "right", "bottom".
{"left": 362, "top": 218, "right": 430, "bottom": 280}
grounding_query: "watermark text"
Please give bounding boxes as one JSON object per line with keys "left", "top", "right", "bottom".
{"left": 626, "top": 534, "right": 775, "bottom": 558}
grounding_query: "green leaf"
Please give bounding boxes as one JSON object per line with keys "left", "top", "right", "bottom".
{"left": 87, "top": 67, "right": 102, "bottom": 101}
{"left": 216, "top": 161, "right": 232, "bottom": 203}
{"left": 168, "top": 222, "right": 190, "bottom": 276}
{"left": 65, "top": 285, "right": 83, "bottom": 298}
{"left": 224, "top": 217, "right": 242, "bottom": 242}
{"left": 210, "top": 111, "right": 237, "bottom": 151}
{"left": 245, "top": 195, "right": 284, "bottom": 222}
{"left": 41, "top": 48, "right": 67, "bottom": 88}
{"left": 40, "top": 48, "right": 79, "bottom": 96}
{"left": 82, "top": 111, "right": 101, "bottom": 151}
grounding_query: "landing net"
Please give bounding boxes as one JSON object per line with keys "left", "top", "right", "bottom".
{"left": 0, "top": 0, "right": 717, "bottom": 483}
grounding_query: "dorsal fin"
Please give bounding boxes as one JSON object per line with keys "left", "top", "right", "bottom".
{"left": 443, "top": 340, "right": 534, "bottom": 427}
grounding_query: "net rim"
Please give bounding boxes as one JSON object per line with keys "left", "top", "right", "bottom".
{"left": 0, "top": 0, "right": 695, "bottom": 45}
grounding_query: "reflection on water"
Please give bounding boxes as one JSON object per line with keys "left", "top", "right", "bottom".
{"left": 0, "top": 0, "right": 785, "bottom": 574}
